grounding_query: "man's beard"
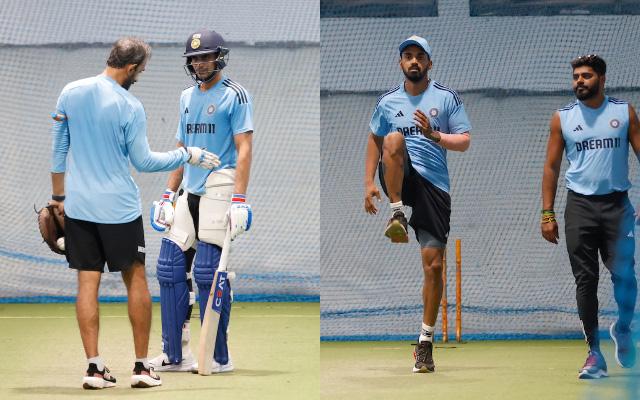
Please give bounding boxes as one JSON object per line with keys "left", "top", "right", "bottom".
{"left": 197, "top": 69, "right": 216, "bottom": 83}
{"left": 574, "top": 83, "right": 598, "bottom": 101}
{"left": 403, "top": 66, "right": 427, "bottom": 83}
{"left": 122, "top": 75, "right": 136, "bottom": 91}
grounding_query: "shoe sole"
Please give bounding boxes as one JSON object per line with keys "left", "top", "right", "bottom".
{"left": 578, "top": 369, "right": 608, "bottom": 379}
{"left": 412, "top": 365, "right": 434, "bottom": 373}
{"left": 609, "top": 322, "right": 636, "bottom": 368}
{"left": 385, "top": 221, "right": 408, "bottom": 243}
{"left": 82, "top": 377, "right": 116, "bottom": 389}
{"left": 131, "top": 375, "right": 162, "bottom": 388}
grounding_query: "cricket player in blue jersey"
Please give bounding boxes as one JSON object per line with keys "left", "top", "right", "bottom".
{"left": 148, "top": 29, "right": 253, "bottom": 373}
{"left": 49, "top": 37, "right": 220, "bottom": 389}
{"left": 542, "top": 54, "right": 640, "bottom": 379}
{"left": 364, "top": 36, "right": 471, "bottom": 373}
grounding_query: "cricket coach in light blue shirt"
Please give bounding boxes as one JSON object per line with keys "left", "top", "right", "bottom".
{"left": 49, "top": 37, "right": 219, "bottom": 390}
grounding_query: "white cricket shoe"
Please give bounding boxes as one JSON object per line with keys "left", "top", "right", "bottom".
{"left": 192, "top": 356, "right": 234, "bottom": 373}
{"left": 149, "top": 350, "right": 197, "bottom": 372}
{"left": 212, "top": 357, "right": 234, "bottom": 373}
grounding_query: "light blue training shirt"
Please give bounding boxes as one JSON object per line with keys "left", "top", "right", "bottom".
{"left": 559, "top": 96, "right": 631, "bottom": 195}
{"left": 370, "top": 80, "right": 472, "bottom": 193}
{"left": 51, "top": 74, "right": 188, "bottom": 223}
{"left": 176, "top": 76, "right": 253, "bottom": 195}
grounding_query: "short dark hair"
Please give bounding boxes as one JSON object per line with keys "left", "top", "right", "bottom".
{"left": 570, "top": 54, "right": 606, "bottom": 76}
{"left": 106, "top": 37, "right": 151, "bottom": 69}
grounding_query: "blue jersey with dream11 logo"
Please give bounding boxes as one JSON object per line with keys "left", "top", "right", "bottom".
{"left": 369, "top": 80, "right": 471, "bottom": 193}
{"left": 559, "top": 96, "right": 630, "bottom": 195}
{"left": 176, "top": 75, "right": 254, "bottom": 195}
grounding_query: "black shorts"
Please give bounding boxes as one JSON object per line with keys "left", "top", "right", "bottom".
{"left": 379, "top": 156, "right": 451, "bottom": 244}
{"left": 64, "top": 215, "right": 145, "bottom": 272}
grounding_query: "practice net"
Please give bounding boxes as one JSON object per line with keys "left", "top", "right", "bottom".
{"left": 320, "top": 0, "right": 640, "bottom": 340}
{"left": 0, "top": 0, "right": 319, "bottom": 302}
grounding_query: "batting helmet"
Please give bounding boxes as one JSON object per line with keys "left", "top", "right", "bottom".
{"left": 183, "top": 29, "right": 229, "bottom": 83}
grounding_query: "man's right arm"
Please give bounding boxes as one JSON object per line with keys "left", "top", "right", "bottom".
{"left": 50, "top": 93, "right": 69, "bottom": 214}
{"left": 365, "top": 133, "right": 383, "bottom": 183}
{"left": 541, "top": 111, "right": 564, "bottom": 244}
{"left": 51, "top": 93, "right": 69, "bottom": 174}
{"left": 365, "top": 103, "right": 390, "bottom": 215}
{"left": 126, "top": 108, "right": 188, "bottom": 172}
{"left": 364, "top": 133, "right": 383, "bottom": 214}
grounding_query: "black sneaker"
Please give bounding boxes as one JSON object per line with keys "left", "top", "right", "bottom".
{"left": 385, "top": 210, "right": 409, "bottom": 243}
{"left": 413, "top": 341, "right": 435, "bottom": 373}
{"left": 131, "top": 362, "right": 162, "bottom": 388}
{"left": 82, "top": 363, "right": 116, "bottom": 389}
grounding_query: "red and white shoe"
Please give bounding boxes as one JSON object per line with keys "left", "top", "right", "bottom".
{"left": 131, "top": 362, "right": 162, "bottom": 388}
{"left": 82, "top": 363, "right": 116, "bottom": 389}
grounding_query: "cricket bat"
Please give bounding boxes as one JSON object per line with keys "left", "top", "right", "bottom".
{"left": 197, "top": 226, "right": 232, "bottom": 375}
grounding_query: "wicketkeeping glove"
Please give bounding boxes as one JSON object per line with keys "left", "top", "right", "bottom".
{"left": 36, "top": 204, "right": 65, "bottom": 255}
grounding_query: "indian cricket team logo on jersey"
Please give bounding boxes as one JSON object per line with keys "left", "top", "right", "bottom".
{"left": 429, "top": 108, "right": 439, "bottom": 117}
{"left": 207, "top": 104, "right": 216, "bottom": 115}
{"left": 191, "top": 33, "right": 201, "bottom": 50}
{"left": 610, "top": 119, "right": 620, "bottom": 128}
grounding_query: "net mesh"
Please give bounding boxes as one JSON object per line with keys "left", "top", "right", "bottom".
{"left": 321, "top": 0, "right": 640, "bottom": 340}
{"left": 0, "top": 1, "right": 319, "bottom": 301}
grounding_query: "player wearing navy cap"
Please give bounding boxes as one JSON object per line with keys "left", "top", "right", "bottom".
{"left": 149, "top": 29, "right": 253, "bottom": 374}
{"left": 364, "top": 35, "right": 471, "bottom": 373}
{"left": 542, "top": 54, "right": 640, "bottom": 379}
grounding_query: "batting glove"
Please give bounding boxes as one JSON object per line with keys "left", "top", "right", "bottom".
{"left": 227, "top": 194, "right": 252, "bottom": 241}
{"left": 182, "top": 147, "right": 221, "bottom": 170}
{"left": 150, "top": 189, "right": 176, "bottom": 232}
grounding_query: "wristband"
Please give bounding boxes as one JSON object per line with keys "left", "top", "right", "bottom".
{"left": 231, "top": 194, "right": 246, "bottom": 203}
{"left": 51, "top": 194, "right": 65, "bottom": 201}
{"left": 162, "top": 189, "right": 176, "bottom": 203}
{"left": 541, "top": 210, "right": 555, "bottom": 223}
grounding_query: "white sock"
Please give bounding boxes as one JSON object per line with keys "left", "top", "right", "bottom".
{"left": 182, "top": 322, "right": 191, "bottom": 343}
{"left": 419, "top": 323, "right": 434, "bottom": 343}
{"left": 136, "top": 358, "right": 149, "bottom": 369}
{"left": 87, "top": 356, "right": 105, "bottom": 371}
{"left": 390, "top": 201, "right": 404, "bottom": 214}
